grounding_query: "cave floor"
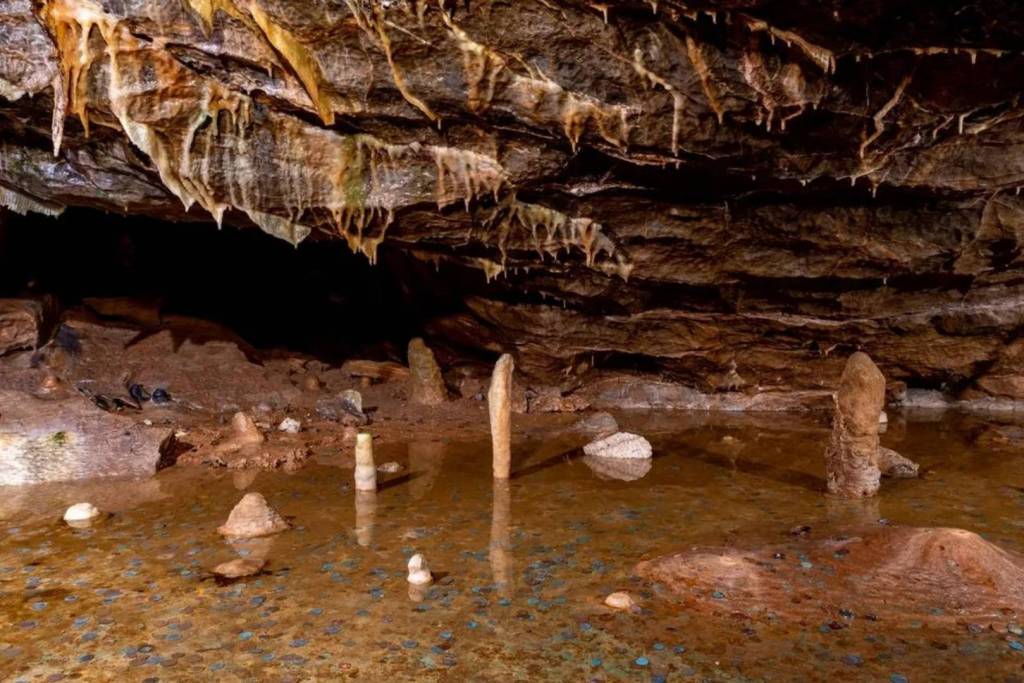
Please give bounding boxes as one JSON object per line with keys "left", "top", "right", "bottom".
{"left": 1, "top": 411, "right": 1023, "bottom": 681}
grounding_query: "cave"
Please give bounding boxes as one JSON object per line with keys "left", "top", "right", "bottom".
{"left": 1, "top": 0, "right": 1023, "bottom": 680}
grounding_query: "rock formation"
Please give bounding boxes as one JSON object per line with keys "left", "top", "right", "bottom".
{"left": 604, "top": 591, "right": 640, "bottom": 613}
{"left": 824, "top": 353, "right": 886, "bottom": 497}
{"left": 217, "top": 491, "right": 289, "bottom": 538}
{"left": 407, "top": 338, "right": 448, "bottom": 405}
{"left": 0, "top": 389, "right": 175, "bottom": 485}
{"left": 637, "top": 526, "right": 1024, "bottom": 624}
{"left": 354, "top": 432, "right": 377, "bottom": 492}
{"left": 488, "top": 353, "right": 514, "bottom": 478}
{"left": 62, "top": 501, "right": 100, "bottom": 527}
{"left": 406, "top": 553, "right": 433, "bottom": 586}
{"left": 0, "top": 299, "right": 40, "bottom": 356}
{"left": 1, "top": 1, "right": 1022, "bottom": 401}
{"left": 583, "top": 431, "right": 653, "bottom": 459}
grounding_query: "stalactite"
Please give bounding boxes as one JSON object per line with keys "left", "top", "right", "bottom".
{"left": 684, "top": 35, "right": 725, "bottom": 125}
{"left": 484, "top": 197, "right": 632, "bottom": 279}
{"left": 39, "top": 0, "right": 508, "bottom": 252}
{"left": 441, "top": 11, "right": 631, "bottom": 150}
{"left": 859, "top": 72, "right": 914, "bottom": 160}
{"left": 742, "top": 16, "right": 836, "bottom": 74}
{"left": 632, "top": 48, "right": 684, "bottom": 155}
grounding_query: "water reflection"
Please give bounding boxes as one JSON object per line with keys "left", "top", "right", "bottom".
{"left": 354, "top": 489, "right": 376, "bottom": 547}
{"left": 490, "top": 479, "right": 513, "bottom": 599}
{"left": 408, "top": 440, "right": 445, "bottom": 500}
{"left": 582, "top": 455, "right": 652, "bottom": 481}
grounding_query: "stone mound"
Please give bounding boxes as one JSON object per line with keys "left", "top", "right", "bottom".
{"left": 637, "top": 526, "right": 1024, "bottom": 623}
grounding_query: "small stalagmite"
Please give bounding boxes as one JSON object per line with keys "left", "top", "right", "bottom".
{"left": 211, "top": 411, "right": 266, "bottom": 455}
{"left": 354, "top": 432, "right": 377, "bottom": 492}
{"left": 825, "top": 352, "right": 886, "bottom": 497}
{"left": 488, "top": 354, "right": 514, "bottom": 479}
{"left": 63, "top": 502, "right": 102, "bottom": 528}
{"left": 407, "top": 553, "right": 433, "bottom": 585}
{"left": 407, "top": 338, "right": 448, "bottom": 405}
{"left": 604, "top": 591, "right": 640, "bottom": 612}
{"left": 217, "top": 492, "right": 289, "bottom": 538}
{"left": 231, "top": 411, "right": 266, "bottom": 445}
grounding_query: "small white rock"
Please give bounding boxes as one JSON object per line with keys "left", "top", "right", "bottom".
{"left": 407, "top": 553, "right": 433, "bottom": 585}
{"left": 377, "top": 461, "right": 403, "bottom": 474}
{"left": 278, "top": 417, "right": 302, "bottom": 433}
{"left": 64, "top": 502, "right": 101, "bottom": 526}
{"left": 583, "top": 432, "right": 653, "bottom": 459}
{"left": 604, "top": 591, "right": 639, "bottom": 611}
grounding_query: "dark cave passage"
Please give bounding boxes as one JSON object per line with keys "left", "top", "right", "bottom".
{"left": 0, "top": 209, "right": 476, "bottom": 365}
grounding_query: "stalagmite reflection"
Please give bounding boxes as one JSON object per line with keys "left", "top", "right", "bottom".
{"left": 354, "top": 490, "right": 377, "bottom": 547}
{"left": 825, "top": 494, "right": 881, "bottom": 528}
{"left": 490, "top": 478, "right": 513, "bottom": 599}
{"left": 408, "top": 440, "right": 444, "bottom": 500}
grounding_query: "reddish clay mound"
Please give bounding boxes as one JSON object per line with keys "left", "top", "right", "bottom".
{"left": 637, "top": 527, "right": 1024, "bottom": 624}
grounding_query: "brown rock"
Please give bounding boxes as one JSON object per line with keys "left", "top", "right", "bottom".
{"left": 877, "top": 446, "right": 919, "bottom": 478}
{"left": 824, "top": 353, "right": 886, "bottom": 498}
{"left": 0, "top": 299, "right": 41, "bottom": 357}
{"left": 527, "top": 386, "right": 590, "bottom": 413}
{"left": 407, "top": 338, "right": 447, "bottom": 406}
{"left": 0, "top": 390, "right": 175, "bottom": 485}
{"left": 217, "top": 492, "right": 289, "bottom": 538}
{"left": 341, "top": 359, "right": 411, "bottom": 383}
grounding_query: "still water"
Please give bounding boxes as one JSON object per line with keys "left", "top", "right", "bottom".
{"left": 1, "top": 411, "right": 1022, "bottom": 681}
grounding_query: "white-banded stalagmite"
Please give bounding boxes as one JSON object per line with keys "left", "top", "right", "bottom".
{"left": 354, "top": 432, "right": 377, "bottom": 492}
{"left": 488, "top": 354, "right": 514, "bottom": 479}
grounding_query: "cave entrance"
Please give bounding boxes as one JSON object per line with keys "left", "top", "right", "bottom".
{"left": 0, "top": 209, "right": 461, "bottom": 364}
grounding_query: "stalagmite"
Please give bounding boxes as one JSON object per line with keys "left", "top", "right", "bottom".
{"left": 407, "top": 338, "right": 448, "bottom": 405}
{"left": 604, "top": 591, "right": 640, "bottom": 612}
{"left": 354, "top": 490, "right": 376, "bottom": 547}
{"left": 63, "top": 502, "right": 101, "bottom": 528}
{"left": 406, "top": 553, "right": 433, "bottom": 585}
{"left": 488, "top": 354, "right": 514, "bottom": 479}
{"left": 490, "top": 479, "right": 513, "bottom": 598}
{"left": 824, "top": 352, "right": 885, "bottom": 497}
{"left": 217, "top": 492, "right": 289, "bottom": 538}
{"left": 354, "top": 432, "right": 377, "bottom": 492}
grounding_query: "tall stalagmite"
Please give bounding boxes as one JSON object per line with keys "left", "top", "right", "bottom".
{"left": 824, "top": 352, "right": 886, "bottom": 498}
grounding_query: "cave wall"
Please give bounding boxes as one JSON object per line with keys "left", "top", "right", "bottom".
{"left": 1, "top": 0, "right": 1022, "bottom": 400}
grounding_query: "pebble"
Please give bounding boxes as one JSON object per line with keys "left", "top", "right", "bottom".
{"left": 377, "top": 461, "right": 403, "bottom": 474}
{"left": 277, "top": 418, "right": 301, "bottom": 433}
{"left": 635, "top": 656, "right": 649, "bottom": 666}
